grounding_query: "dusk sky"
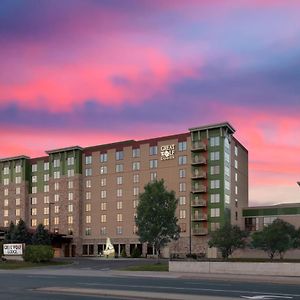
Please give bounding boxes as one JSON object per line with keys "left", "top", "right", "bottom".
{"left": 1, "top": 0, "right": 300, "bottom": 206}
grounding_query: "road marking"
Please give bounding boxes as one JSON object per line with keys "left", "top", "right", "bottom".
{"left": 185, "top": 282, "right": 232, "bottom": 287}
{"left": 76, "top": 282, "right": 300, "bottom": 298}
{"left": 241, "top": 296, "right": 293, "bottom": 299}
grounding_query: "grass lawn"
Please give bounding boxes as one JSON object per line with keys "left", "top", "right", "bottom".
{"left": 0, "top": 260, "right": 70, "bottom": 270}
{"left": 121, "top": 263, "right": 168, "bottom": 272}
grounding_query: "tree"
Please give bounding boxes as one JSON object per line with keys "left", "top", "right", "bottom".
{"left": 32, "top": 224, "right": 51, "bottom": 245}
{"left": 208, "top": 223, "right": 248, "bottom": 259}
{"left": 4, "top": 221, "right": 16, "bottom": 243}
{"left": 135, "top": 179, "right": 180, "bottom": 259}
{"left": 251, "top": 219, "right": 297, "bottom": 260}
{"left": 14, "top": 219, "right": 31, "bottom": 244}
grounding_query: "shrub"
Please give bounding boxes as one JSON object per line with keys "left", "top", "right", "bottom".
{"left": 131, "top": 247, "right": 141, "bottom": 258}
{"left": 121, "top": 248, "right": 127, "bottom": 258}
{"left": 23, "top": 245, "right": 54, "bottom": 263}
{"left": 186, "top": 253, "right": 197, "bottom": 260}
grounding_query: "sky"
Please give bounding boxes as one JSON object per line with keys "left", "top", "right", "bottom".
{"left": 1, "top": 0, "right": 300, "bottom": 206}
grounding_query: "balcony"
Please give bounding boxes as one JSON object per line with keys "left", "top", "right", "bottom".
{"left": 191, "top": 156, "right": 206, "bottom": 165}
{"left": 192, "top": 213, "right": 207, "bottom": 221}
{"left": 192, "top": 227, "right": 208, "bottom": 235}
{"left": 191, "top": 170, "right": 207, "bottom": 179}
{"left": 191, "top": 198, "right": 207, "bottom": 207}
{"left": 191, "top": 185, "right": 207, "bottom": 193}
{"left": 191, "top": 141, "right": 207, "bottom": 152}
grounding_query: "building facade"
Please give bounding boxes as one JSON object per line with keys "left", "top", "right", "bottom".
{"left": 0, "top": 122, "right": 248, "bottom": 257}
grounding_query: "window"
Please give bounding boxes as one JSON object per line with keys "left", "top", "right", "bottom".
{"left": 53, "top": 159, "right": 60, "bottom": 168}
{"left": 43, "top": 196, "right": 49, "bottom": 204}
{"left": 85, "top": 203, "right": 91, "bottom": 212}
{"left": 15, "top": 176, "right": 21, "bottom": 184}
{"left": 210, "top": 136, "right": 220, "bottom": 147}
{"left": 86, "top": 215, "right": 91, "bottom": 224}
{"left": 54, "top": 171, "right": 60, "bottom": 179}
{"left": 210, "top": 194, "right": 220, "bottom": 203}
{"left": 44, "top": 162, "right": 49, "bottom": 170}
{"left": 211, "top": 222, "right": 220, "bottom": 231}
{"left": 178, "top": 141, "right": 187, "bottom": 151}
{"left": 68, "top": 204, "right": 73, "bottom": 212}
{"left": 179, "top": 169, "right": 186, "bottom": 178}
{"left": 85, "top": 155, "right": 92, "bottom": 165}
{"left": 4, "top": 210, "right": 9, "bottom": 217}
{"left": 225, "top": 194, "right": 230, "bottom": 204}
{"left": 100, "top": 153, "right": 107, "bottom": 162}
{"left": 179, "top": 196, "right": 186, "bottom": 205}
{"left": 68, "top": 216, "right": 73, "bottom": 224}
{"left": 15, "top": 164, "right": 21, "bottom": 173}
{"left": 100, "top": 166, "right": 107, "bottom": 174}
{"left": 235, "top": 186, "right": 238, "bottom": 195}
{"left": 44, "top": 207, "right": 49, "bottom": 215}
{"left": 149, "top": 146, "right": 157, "bottom": 156}
{"left": 68, "top": 181, "right": 73, "bottom": 189}
{"left": 211, "top": 208, "right": 220, "bottom": 217}
{"left": 101, "top": 178, "right": 106, "bottom": 186}
{"left": 133, "top": 174, "right": 139, "bottom": 183}
{"left": 32, "top": 186, "right": 37, "bottom": 194}
{"left": 116, "top": 164, "right": 124, "bottom": 173}
{"left": 235, "top": 146, "right": 238, "bottom": 156}
{"left": 3, "top": 166, "right": 9, "bottom": 175}
{"left": 31, "top": 208, "right": 37, "bottom": 216}
{"left": 67, "top": 157, "right": 74, "bottom": 166}
{"left": 32, "top": 164, "right": 37, "bottom": 172}
{"left": 85, "top": 228, "right": 91, "bottom": 235}
{"left": 86, "top": 180, "right": 91, "bottom": 188}
{"left": 179, "top": 223, "right": 186, "bottom": 233}
{"left": 44, "top": 218, "right": 50, "bottom": 226}
{"left": 54, "top": 217, "right": 59, "bottom": 225}
{"left": 44, "top": 174, "right": 49, "bottom": 182}
{"left": 67, "top": 169, "right": 74, "bottom": 177}
{"left": 225, "top": 165, "right": 230, "bottom": 176}
{"left": 116, "top": 226, "right": 123, "bottom": 235}
{"left": 150, "top": 172, "right": 157, "bottom": 181}
{"left": 117, "top": 176, "right": 123, "bottom": 185}
{"left": 100, "top": 227, "right": 107, "bottom": 235}
{"left": 225, "top": 180, "right": 230, "bottom": 191}
{"left": 31, "top": 219, "right": 37, "bottom": 227}
{"left": 68, "top": 192, "right": 73, "bottom": 201}
{"left": 85, "top": 168, "right": 92, "bottom": 176}
{"left": 4, "top": 199, "right": 8, "bottom": 207}
{"left": 3, "top": 178, "right": 9, "bottom": 185}
{"left": 101, "top": 202, "right": 107, "bottom": 211}
{"left": 54, "top": 194, "right": 60, "bottom": 202}
{"left": 44, "top": 185, "right": 49, "bottom": 193}
{"left": 178, "top": 155, "right": 187, "bottom": 165}
{"left": 179, "top": 182, "right": 186, "bottom": 192}
{"left": 101, "top": 190, "right": 107, "bottom": 199}
{"left": 234, "top": 160, "right": 238, "bottom": 169}
{"left": 86, "top": 191, "right": 91, "bottom": 200}
{"left": 15, "top": 198, "right": 20, "bottom": 206}
{"left": 210, "top": 165, "right": 220, "bottom": 175}
{"left": 117, "top": 189, "right": 122, "bottom": 197}
{"left": 31, "top": 197, "right": 37, "bottom": 205}
{"left": 149, "top": 159, "right": 157, "bottom": 169}
{"left": 117, "top": 201, "right": 122, "bottom": 210}
{"left": 133, "top": 187, "right": 139, "bottom": 196}
{"left": 263, "top": 216, "right": 277, "bottom": 226}
{"left": 16, "top": 187, "right": 21, "bottom": 195}
{"left": 116, "top": 150, "right": 124, "bottom": 161}
{"left": 132, "top": 162, "right": 140, "bottom": 171}
{"left": 117, "top": 214, "right": 123, "bottom": 222}
{"left": 101, "top": 214, "right": 107, "bottom": 223}
{"left": 132, "top": 148, "right": 140, "bottom": 158}
{"left": 210, "top": 151, "right": 220, "bottom": 161}
{"left": 210, "top": 180, "right": 220, "bottom": 189}
{"left": 235, "top": 173, "right": 238, "bottom": 182}
{"left": 225, "top": 152, "right": 230, "bottom": 163}
{"left": 54, "top": 205, "right": 59, "bottom": 213}
{"left": 4, "top": 189, "right": 8, "bottom": 196}
{"left": 54, "top": 182, "right": 60, "bottom": 190}
{"left": 179, "top": 209, "right": 186, "bottom": 219}
{"left": 133, "top": 199, "right": 139, "bottom": 208}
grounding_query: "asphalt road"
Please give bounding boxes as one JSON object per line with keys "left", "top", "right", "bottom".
{"left": 1, "top": 259, "right": 300, "bottom": 300}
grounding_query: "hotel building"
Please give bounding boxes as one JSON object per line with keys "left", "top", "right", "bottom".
{"left": 0, "top": 122, "right": 248, "bottom": 257}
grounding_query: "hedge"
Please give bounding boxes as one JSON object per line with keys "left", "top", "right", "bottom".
{"left": 23, "top": 245, "right": 54, "bottom": 263}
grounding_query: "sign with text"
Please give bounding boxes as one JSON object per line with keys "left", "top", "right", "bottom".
{"left": 160, "top": 144, "right": 175, "bottom": 160}
{"left": 3, "top": 243, "right": 23, "bottom": 256}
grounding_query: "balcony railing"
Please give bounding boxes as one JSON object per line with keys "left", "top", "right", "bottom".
{"left": 191, "top": 141, "right": 207, "bottom": 151}
{"left": 192, "top": 214, "right": 208, "bottom": 221}
{"left": 191, "top": 170, "right": 207, "bottom": 179}
{"left": 191, "top": 185, "right": 207, "bottom": 193}
{"left": 191, "top": 199, "right": 207, "bottom": 207}
{"left": 192, "top": 227, "right": 208, "bottom": 235}
{"left": 191, "top": 156, "right": 206, "bottom": 165}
